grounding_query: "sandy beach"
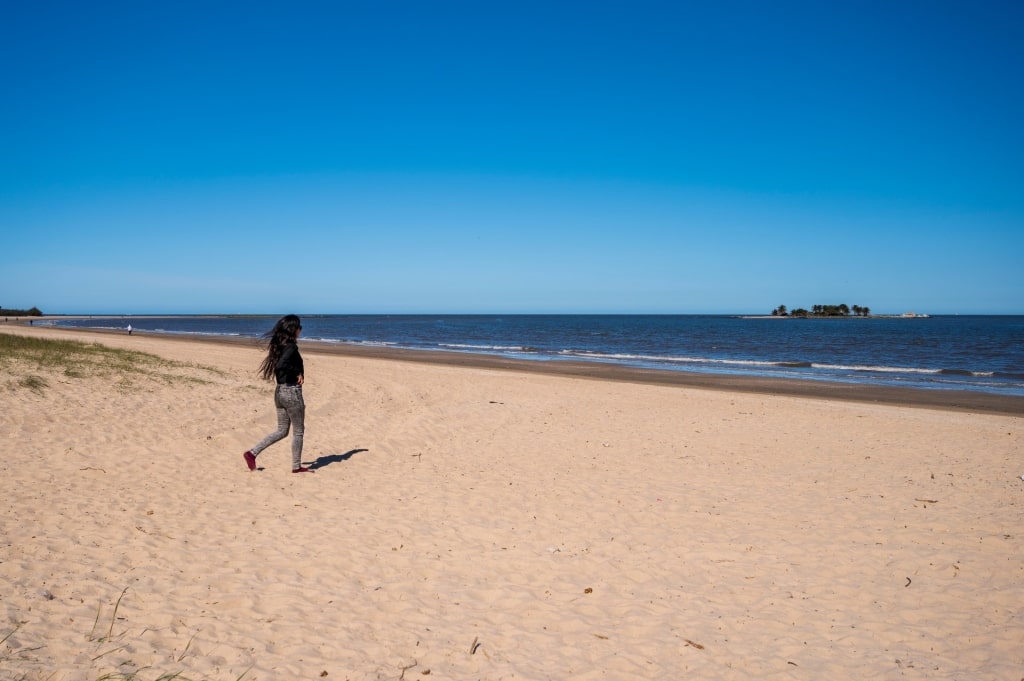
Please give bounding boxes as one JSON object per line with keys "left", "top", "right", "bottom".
{"left": 1, "top": 324, "right": 1022, "bottom": 680}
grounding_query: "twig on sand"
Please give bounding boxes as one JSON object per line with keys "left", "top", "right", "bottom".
{"left": 177, "top": 631, "right": 198, "bottom": 661}
{"left": 91, "top": 643, "right": 129, "bottom": 661}
{"left": 106, "top": 587, "right": 129, "bottom": 641}
{"left": 89, "top": 602, "right": 103, "bottom": 640}
{"left": 89, "top": 587, "right": 129, "bottom": 642}
{"left": 0, "top": 623, "right": 21, "bottom": 647}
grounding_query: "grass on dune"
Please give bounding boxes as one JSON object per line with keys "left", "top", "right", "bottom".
{"left": 2, "top": 615, "right": 253, "bottom": 681}
{"left": 0, "top": 332, "right": 224, "bottom": 392}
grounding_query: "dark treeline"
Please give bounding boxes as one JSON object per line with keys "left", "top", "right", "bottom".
{"left": 0, "top": 306, "right": 44, "bottom": 316}
{"left": 771, "top": 304, "right": 871, "bottom": 317}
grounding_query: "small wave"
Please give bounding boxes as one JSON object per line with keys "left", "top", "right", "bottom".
{"left": 560, "top": 350, "right": 779, "bottom": 368}
{"left": 564, "top": 354, "right": 1007, "bottom": 382}
{"left": 815, "top": 363, "right": 1001, "bottom": 378}
{"left": 305, "top": 338, "right": 397, "bottom": 347}
{"left": 937, "top": 368, "right": 974, "bottom": 376}
{"left": 813, "top": 363, "right": 940, "bottom": 375}
{"left": 440, "top": 343, "right": 535, "bottom": 352}
{"left": 154, "top": 329, "right": 242, "bottom": 337}
{"left": 65, "top": 324, "right": 125, "bottom": 331}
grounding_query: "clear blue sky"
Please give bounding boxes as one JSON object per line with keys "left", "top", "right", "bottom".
{"left": 2, "top": 1, "right": 1021, "bottom": 314}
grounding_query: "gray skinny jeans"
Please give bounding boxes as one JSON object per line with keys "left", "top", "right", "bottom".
{"left": 251, "top": 385, "right": 305, "bottom": 469}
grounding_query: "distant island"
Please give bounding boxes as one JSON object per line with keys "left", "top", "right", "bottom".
{"left": 768, "top": 304, "right": 929, "bottom": 318}
{"left": 771, "top": 304, "right": 869, "bottom": 317}
{"left": 0, "top": 306, "right": 43, "bottom": 317}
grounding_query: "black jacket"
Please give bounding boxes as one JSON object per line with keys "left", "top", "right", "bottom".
{"left": 275, "top": 342, "right": 304, "bottom": 385}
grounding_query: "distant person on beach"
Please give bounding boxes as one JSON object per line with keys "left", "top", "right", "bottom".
{"left": 243, "top": 314, "right": 312, "bottom": 473}
{"left": 127, "top": 324, "right": 132, "bottom": 335}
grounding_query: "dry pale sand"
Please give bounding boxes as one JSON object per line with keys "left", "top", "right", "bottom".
{"left": 1, "top": 325, "right": 1022, "bottom": 681}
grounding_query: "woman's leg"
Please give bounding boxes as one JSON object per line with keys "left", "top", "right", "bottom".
{"left": 276, "top": 386, "right": 306, "bottom": 470}
{"left": 251, "top": 388, "right": 292, "bottom": 456}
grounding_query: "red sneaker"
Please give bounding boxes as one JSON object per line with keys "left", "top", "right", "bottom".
{"left": 243, "top": 451, "right": 257, "bottom": 471}
{"left": 292, "top": 467, "right": 313, "bottom": 474}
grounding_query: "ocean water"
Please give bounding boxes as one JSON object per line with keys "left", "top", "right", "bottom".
{"left": 45, "top": 315, "right": 1024, "bottom": 396}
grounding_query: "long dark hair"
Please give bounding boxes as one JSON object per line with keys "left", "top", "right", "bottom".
{"left": 258, "top": 314, "right": 302, "bottom": 381}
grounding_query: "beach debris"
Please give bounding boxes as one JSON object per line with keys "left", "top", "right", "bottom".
{"left": 915, "top": 499, "right": 938, "bottom": 504}
{"left": 684, "top": 639, "right": 704, "bottom": 650}
{"left": 469, "top": 636, "right": 481, "bottom": 654}
{"left": 88, "top": 587, "right": 129, "bottom": 643}
{"left": 177, "top": 633, "right": 198, "bottom": 662}
{"left": 584, "top": 587, "right": 593, "bottom": 594}
{"left": 39, "top": 589, "right": 55, "bottom": 601}
{"left": 320, "top": 671, "right": 328, "bottom": 677}
{"left": 905, "top": 577, "right": 912, "bottom": 587}
{"left": 0, "top": 624, "right": 22, "bottom": 647}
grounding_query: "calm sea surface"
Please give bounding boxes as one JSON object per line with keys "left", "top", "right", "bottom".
{"left": 46, "top": 315, "right": 1024, "bottom": 396}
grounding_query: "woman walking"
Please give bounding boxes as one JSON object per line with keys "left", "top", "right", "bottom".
{"left": 243, "top": 314, "right": 312, "bottom": 473}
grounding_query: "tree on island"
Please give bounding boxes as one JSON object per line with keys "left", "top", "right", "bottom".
{"left": 771, "top": 303, "right": 870, "bottom": 317}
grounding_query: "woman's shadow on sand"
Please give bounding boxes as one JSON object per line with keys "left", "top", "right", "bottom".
{"left": 308, "top": 448, "right": 368, "bottom": 470}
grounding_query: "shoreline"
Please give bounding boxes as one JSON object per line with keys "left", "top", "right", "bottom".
{"left": 7, "top": 323, "right": 1023, "bottom": 416}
